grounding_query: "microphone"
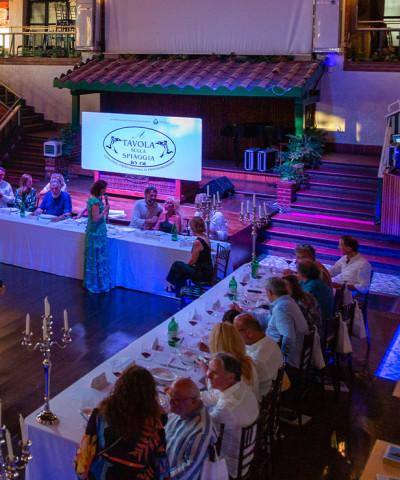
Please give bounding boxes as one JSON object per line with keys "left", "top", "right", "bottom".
{"left": 104, "top": 194, "right": 109, "bottom": 205}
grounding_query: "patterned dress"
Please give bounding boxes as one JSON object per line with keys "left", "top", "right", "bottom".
{"left": 15, "top": 188, "right": 37, "bottom": 211}
{"left": 83, "top": 197, "right": 113, "bottom": 293}
{"left": 74, "top": 408, "right": 170, "bottom": 480}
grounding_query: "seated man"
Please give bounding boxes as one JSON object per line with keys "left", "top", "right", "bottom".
{"left": 200, "top": 352, "right": 259, "bottom": 478}
{"left": 264, "top": 277, "right": 309, "bottom": 369}
{"left": 130, "top": 185, "right": 162, "bottom": 229}
{"left": 0, "top": 167, "right": 15, "bottom": 208}
{"left": 282, "top": 243, "right": 331, "bottom": 287}
{"left": 329, "top": 235, "right": 372, "bottom": 295}
{"left": 34, "top": 179, "right": 72, "bottom": 222}
{"left": 234, "top": 313, "right": 283, "bottom": 398}
{"left": 194, "top": 193, "right": 228, "bottom": 241}
{"left": 165, "top": 378, "right": 217, "bottom": 480}
{"left": 297, "top": 259, "right": 334, "bottom": 341}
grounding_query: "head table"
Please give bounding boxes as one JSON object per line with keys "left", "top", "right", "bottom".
{"left": 24, "top": 260, "right": 274, "bottom": 480}
{"left": 0, "top": 209, "right": 232, "bottom": 296}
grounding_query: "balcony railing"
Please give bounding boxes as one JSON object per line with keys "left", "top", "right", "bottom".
{"left": 0, "top": 26, "right": 76, "bottom": 58}
{"left": 0, "top": 82, "right": 21, "bottom": 147}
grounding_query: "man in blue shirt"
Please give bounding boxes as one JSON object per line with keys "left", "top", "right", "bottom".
{"left": 35, "top": 179, "right": 72, "bottom": 222}
{"left": 265, "top": 276, "right": 309, "bottom": 368}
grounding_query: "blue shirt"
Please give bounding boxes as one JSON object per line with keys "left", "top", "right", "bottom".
{"left": 39, "top": 191, "right": 72, "bottom": 216}
{"left": 266, "top": 295, "right": 309, "bottom": 368}
{"left": 165, "top": 404, "right": 217, "bottom": 479}
{"left": 301, "top": 279, "right": 334, "bottom": 321}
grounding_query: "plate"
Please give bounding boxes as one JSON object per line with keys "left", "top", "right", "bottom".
{"left": 39, "top": 214, "right": 56, "bottom": 220}
{"left": 150, "top": 367, "right": 178, "bottom": 382}
{"left": 179, "top": 348, "right": 199, "bottom": 366}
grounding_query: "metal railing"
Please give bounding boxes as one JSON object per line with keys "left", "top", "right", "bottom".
{"left": 0, "top": 83, "right": 21, "bottom": 147}
{"left": 0, "top": 26, "right": 76, "bottom": 58}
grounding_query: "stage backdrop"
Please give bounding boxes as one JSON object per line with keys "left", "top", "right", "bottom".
{"left": 105, "top": 0, "right": 314, "bottom": 55}
{"left": 82, "top": 112, "right": 202, "bottom": 181}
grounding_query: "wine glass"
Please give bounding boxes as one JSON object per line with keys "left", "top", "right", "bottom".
{"left": 205, "top": 302, "right": 215, "bottom": 316}
{"left": 111, "top": 358, "right": 124, "bottom": 378}
{"left": 141, "top": 342, "right": 152, "bottom": 359}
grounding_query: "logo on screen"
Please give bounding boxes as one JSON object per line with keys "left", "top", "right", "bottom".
{"left": 103, "top": 127, "right": 176, "bottom": 168}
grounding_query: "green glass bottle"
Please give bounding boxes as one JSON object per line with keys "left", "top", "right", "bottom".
{"left": 229, "top": 275, "right": 238, "bottom": 300}
{"left": 171, "top": 221, "right": 178, "bottom": 241}
{"left": 20, "top": 199, "right": 26, "bottom": 217}
{"left": 251, "top": 256, "right": 259, "bottom": 279}
{"left": 168, "top": 317, "right": 179, "bottom": 347}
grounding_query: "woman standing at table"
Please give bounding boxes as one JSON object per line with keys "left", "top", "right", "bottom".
{"left": 83, "top": 180, "right": 112, "bottom": 293}
{"left": 74, "top": 365, "right": 170, "bottom": 480}
{"left": 165, "top": 216, "right": 213, "bottom": 296}
{"left": 14, "top": 174, "right": 37, "bottom": 211}
{"left": 155, "top": 196, "right": 183, "bottom": 233}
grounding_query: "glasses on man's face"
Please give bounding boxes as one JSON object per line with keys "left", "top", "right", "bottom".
{"left": 169, "top": 395, "right": 193, "bottom": 404}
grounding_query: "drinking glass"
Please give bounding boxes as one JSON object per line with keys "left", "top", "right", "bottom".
{"left": 141, "top": 342, "right": 152, "bottom": 359}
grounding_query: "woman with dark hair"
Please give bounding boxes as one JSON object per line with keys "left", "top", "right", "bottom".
{"left": 282, "top": 274, "right": 322, "bottom": 333}
{"left": 83, "top": 180, "right": 113, "bottom": 293}
{"left": 165, "top": 216, "right": 213, "bottom": 296}
{"left": 15, "top": 174, "right": 37, "bottom": 211}
{"left": 74, "top": 365, "right": 170, "bottom": 480}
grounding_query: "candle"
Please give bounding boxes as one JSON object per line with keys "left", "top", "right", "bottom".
{"left": 259, "top": 205, "right": 262, "bottom": 217}
{"left": 19, "top": 414, "right": 27, "bottom": 446}
{"left": 206, "top": 185, "right": 209, "bottom": 197}
{"left": 217, "top": 191, "right": 220, "bottom": 203}
{"left": 25, "top": 314, "right": 30, "bottom": 335}
{"left": 253, "top": 194, "right": 256, "bottom": 207}
{"left": 64, "top": 309, "right": 69, "bottom": 331}
{"left": 264, "top": 202, "right": 267, "bottom": 217}
{"left": 44, "top": 297, "right": 50, "bottom": 318}
{"left": 213, "top": 194, "right": 216, "bottom": 207}
{"left": 241, "top": 202, "right": 244, "bottom": 215}
{"left": 246, "top": 200, "right": 250, "bottom": 213}
{"left": 5, "top": 429, "right": 14, "bottom": 462}
{"left": 43, "top": 317, "right": 47, "bottom": 341}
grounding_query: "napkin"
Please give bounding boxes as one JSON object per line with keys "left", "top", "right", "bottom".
{"left": 242, "top": 273, "right": 250, "bottom": 282}
{"left": 212, "top": 299, "right": 221, "bottom": 310}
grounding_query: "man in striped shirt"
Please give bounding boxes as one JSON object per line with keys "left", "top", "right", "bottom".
{"left": 165, "top": 378, "right": 217, "bottom": 479}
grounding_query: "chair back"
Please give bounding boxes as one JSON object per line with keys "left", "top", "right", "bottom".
{"left": 272, "top": 363, "right": 286, "bottom": 406}
{"left": 212, "top": 243, "right": 231, "bottom": 284}
{"left": 236, "top": 418, "right": 259, "bottom": 480}
{"left": 299, "top": 327, "right": 315, "bottom": 373}
{"left": 325, "top": 313, "right": 341, "bottom": 353}
{"left": 211, "top": 423, "right": 225, "bottom": 458}
{"left": 339, "top": 302, "right": 356, "bottom": 337}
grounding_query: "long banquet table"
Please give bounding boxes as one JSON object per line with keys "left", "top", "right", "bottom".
{"left": 0, "top": 209, "right": 232, "bottom": 296}
{"left": 24, "top": 261, "right": 269, "bottom": 479}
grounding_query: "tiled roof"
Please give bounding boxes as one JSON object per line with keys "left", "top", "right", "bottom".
{"left": 55, "top": 57, "right": 323, "bottom": 97}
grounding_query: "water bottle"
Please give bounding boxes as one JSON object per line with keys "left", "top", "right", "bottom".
{"left": 168, "top": 317, "right": 179, "bottom": 347}
{"left": 171, "top": 221, "right": 178, "bottom": 241}
{"left": 251, "top": 256, "right": 259, "bottom": 279}
{"left": 20, "top": 199, "right": 26, "bottom": 217}
{"left": 229, "top": 276, "right": 238, "bottom": 300}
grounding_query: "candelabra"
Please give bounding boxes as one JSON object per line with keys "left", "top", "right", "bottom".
{"left": 0, "top": 426, "right": 32, "bottom": 479}
{"left": 239, "top": 196, "right": 269, "bottom": 259}
{"left": 22, "top": 299, "right": 72, "bottom": 425}
{"left": 196, "top": 190, "right": 222, "bottom": 237}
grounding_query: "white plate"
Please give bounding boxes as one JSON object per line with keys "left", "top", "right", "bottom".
{"left": 150, "top": 367, "right": 178, "bottom": 382}
{"left": 39, "top": 214, "right": 56, "bottom": 220}
{"left": 179, "top": 348, "right": 199, "bottom": 366}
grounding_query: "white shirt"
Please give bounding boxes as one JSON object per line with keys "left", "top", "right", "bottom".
{"left": 0, "top": 180, "right": 15, "bottom": 207}
{"left": 246, "top": 335, "right": 283, "bottom": 398}
{"left": 130, "top": 198, "right": 162, "bottom": 228}
{"left": 328, "top": 253, "right": 371, "bottom": 294}
{"left": 194, "top": 210, "right": 228, "bottom": 241}
{"left": 201, "top": 381, "right": 258, "bottom": 477}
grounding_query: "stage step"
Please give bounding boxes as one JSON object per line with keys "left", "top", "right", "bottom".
{"left": 289, "top": 202, "right": 376, "bottom": 222}
{"left": 296, "top": 189, "right": 377, "bottom": 205}
{"left": 308, "top": 179, "right": 377, "bottom": 193}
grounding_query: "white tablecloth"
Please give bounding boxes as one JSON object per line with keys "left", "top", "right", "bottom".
{"left": 24, "top": 262, "right": 265, "bottom": 480}
{"left": 0, "top": 209, "right": 231, "bottom": 296}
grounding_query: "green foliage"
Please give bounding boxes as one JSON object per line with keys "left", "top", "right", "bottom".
{"left": 280, "top": 129, "right": 327, "bottom": 169}
{"left": 274, "top": 161, "right": 308, "bottom": 184}
{"left": 58, "top": 123, "right": 80, "bottom": 156}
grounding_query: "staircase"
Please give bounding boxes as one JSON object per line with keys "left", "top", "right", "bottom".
{"left": 259, "top": 153, "right": 400, "bottom": 276}
{"left": 0, "top": 94, "right": 59, "bottom": 186}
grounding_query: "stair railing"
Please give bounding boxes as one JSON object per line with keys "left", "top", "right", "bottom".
{"left": 0, "top": 82, "right": 22, "bottom": 149}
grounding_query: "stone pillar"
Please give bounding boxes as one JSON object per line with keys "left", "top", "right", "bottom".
{"left": 277, "top": 180, "right": 298, "bottom": 206}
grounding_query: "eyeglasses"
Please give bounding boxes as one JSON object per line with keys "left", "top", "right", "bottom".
{"left": 237, "top": 328, "right": 248, "bottom": 333}
{"left": 168, "top": 395, "right": 194, "bottom": 404}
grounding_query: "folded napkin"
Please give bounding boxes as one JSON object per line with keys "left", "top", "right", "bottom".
{"left": 213, "top": 299, "right": 221, "bottom": 310}
{"left": 191, "top": 309, "right": 199, "bottom": 320}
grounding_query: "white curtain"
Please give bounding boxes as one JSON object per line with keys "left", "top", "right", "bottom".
{"left": 106, "top": 0, "right": 313, "bottom": 55}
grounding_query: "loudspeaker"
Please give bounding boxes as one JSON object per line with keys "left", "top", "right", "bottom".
{"left": 202, "top": 176, "right": 235, "bottom": 198}
{"left": 244, "top": 148, "right": 260, "bottom": 171}
{"left": 257, "top": 149, "right": 277, "bottom": 171}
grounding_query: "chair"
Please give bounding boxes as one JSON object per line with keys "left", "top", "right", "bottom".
{"left": 337, "top": 302, "right": 356, "bottom": 383}
{"left": 235, "top": 419, "right": 259, "bottom": 480}
{"left": 180, "top": 243, "right": 231, "bottom": 307}
{"left": 354, "top": 270, "right": 374, "bottom": 348}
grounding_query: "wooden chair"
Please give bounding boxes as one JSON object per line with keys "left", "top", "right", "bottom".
{"left": 337, "top": 301, "right": 356, "bottom": 382}
{"left": 235, "top": 419, "right": 259, "bottom": 480}
{"left": 180, "top": 243, "right": 231, "bottom": 307}
{"left": 354, "top": 270, "right": 374, "bottom": 347}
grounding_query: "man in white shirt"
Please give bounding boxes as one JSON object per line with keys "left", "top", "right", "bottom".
{"left": 194, "top": 193, "right": 228, "bottom": 241}
{"left": 329, "top": 235, "right": 371, "bottom": 295}
{"left": 0, "top": 167, "right": 15, "bottom": 207}
{"left": 200, "top": 352, "right": 259, "bottom": 478}
{"left": 234, "top": 313, "right": 283, "bottom": 398}
{"left": 130, "top": 186, "right": 162, "bottom": 229}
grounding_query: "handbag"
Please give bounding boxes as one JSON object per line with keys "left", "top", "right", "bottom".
{"left": 336, "top": 313, "right": 352, "bottom": 354}
{"left": 200, "top": 446, "right": 229, "bottom": 480}
{"left": 311, "top": 331, "right": 326, "bottom": 369}
{"left": 352, "top": 300, "right": 367, "bottom": 338}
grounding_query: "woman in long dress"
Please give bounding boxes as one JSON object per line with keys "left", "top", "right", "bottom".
{"left": 83, "top": 180, "right": 112, "bottom": 293}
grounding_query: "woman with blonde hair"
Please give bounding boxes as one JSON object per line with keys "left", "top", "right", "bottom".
{"left": 14, "top": 173, "right": 37, "bottom": 211}
{"left": 39, "top": 173, "right": 67, "bottom": 197}
{"left": 202, "top": 322, "right": 259, "bottom": 399}
{"left": 155, "top": 196, "right": 183, "bottom": 233}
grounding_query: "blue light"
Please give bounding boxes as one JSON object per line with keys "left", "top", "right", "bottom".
{"left": 325, "top": 54, "right": 338, "bottom": 68}
{"left": 376, "top": 325, "right": 400, "bottom": 381}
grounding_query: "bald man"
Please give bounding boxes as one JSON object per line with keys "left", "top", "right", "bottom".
{"left": 234, "top": 313, "right": 283, "bottom": 398}
{"left": 165, "top": 378, "right": 217, "bottom": 480}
